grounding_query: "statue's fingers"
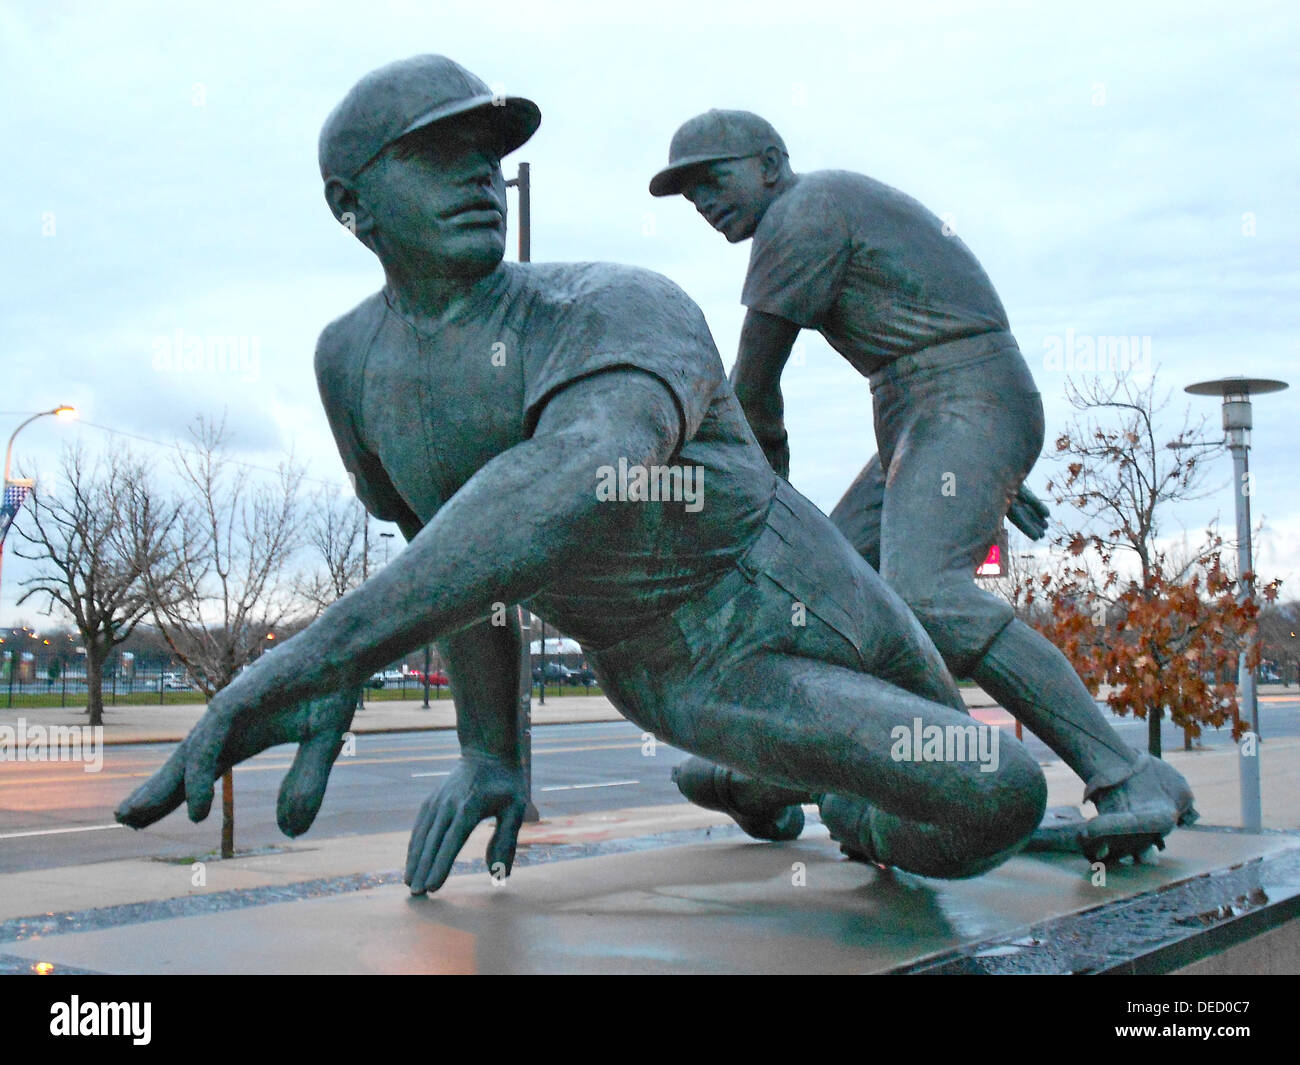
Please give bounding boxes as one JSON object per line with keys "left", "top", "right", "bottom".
{"left": 406, "top": 788, "right": 448, "bottom": 877}
{"left": 416, "top": 808, "right": 479, "bottom": 896}
{"left": 407, "top": 800, "right": 459, "bottom": 895}
{"left": 486, "top": 801, "right": 526, "bottom": 879}
{"left": 276, "top": 728, "right": 344, "bottom": 837}
{"left": 183, "top": 718, "right": 229, "bottom": 823}
{"left": 115, "top": 743, "right": 188, "bottom": 828}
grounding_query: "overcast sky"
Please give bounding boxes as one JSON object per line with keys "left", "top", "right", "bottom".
{"left": 2, "top": 0, "right": 1297, "bottom": 623}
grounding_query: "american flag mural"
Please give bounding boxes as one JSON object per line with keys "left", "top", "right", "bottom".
{"left": 0, "top": 482, "right": 33, "bottom": 549}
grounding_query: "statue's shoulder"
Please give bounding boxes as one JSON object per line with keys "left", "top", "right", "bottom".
{"left": 524, "top": 260, "right": 694, "bottom": 304}
{"left": 814, "top": 169, "right": 934, "bottom": 218}
{"left": 314, "top": 292, "right": 388, "bottom": 388}
{"left": 507, "top": 262, "right": 711, "bottom": 359}
{"left": 790, "top": 169, "right": 894, "bottom": 207}
{"left": 768, "top": 171, "right": 933, "bottom": 241}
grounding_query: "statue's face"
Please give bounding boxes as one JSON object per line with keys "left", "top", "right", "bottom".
{"left": 683, "top": 157, "right": 769, "bottom": 243}
{"left": 355, "top": 117, "right": 508, "bottom": 278}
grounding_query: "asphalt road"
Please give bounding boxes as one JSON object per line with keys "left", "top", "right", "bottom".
{"left": 970, "top": 692, "right": 1300, "bottom": 759}
{"left": 2, "top": 697, "right": 1296, "bottom": 875}
{"left": 0, "top": 721, "right": 693, "bottom": 874}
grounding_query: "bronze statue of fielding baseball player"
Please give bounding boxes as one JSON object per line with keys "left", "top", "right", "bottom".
{"left": 650, "top": 110, "right": 1196, "bottom": 862}
{"left": 117, "top": 56, "right": 1049, "bottom": 892}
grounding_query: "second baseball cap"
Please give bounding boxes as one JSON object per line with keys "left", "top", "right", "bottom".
{"left": 649, "top": 110, "right": 787, "bottom": 197}
{"left": 319, "top": 54, "right": 540, "bottom": 182}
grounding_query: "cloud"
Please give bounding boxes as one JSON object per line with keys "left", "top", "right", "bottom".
{"left": 2, "top": 0, "right": 1297, "bottom": 616}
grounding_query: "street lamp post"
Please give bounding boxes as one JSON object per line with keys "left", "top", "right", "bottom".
{"left": 537, "top": 615, "right": 546, "bottom": 705}
{"left": 1184, "top": 376, "right": 1288, "bottom": 832}
{"left": 422, "top": 643, "right": 432, "bottom": 709}
{"left": 504, "top": 162, "right": 530, "bottom": 263}
{"left": 0, "top": 405, "right": 77, "bottom": 626}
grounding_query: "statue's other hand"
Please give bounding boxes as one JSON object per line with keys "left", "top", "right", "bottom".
{"left": 1008, "top": 484, "right": 1050, "bottom": 541}
{"left": 115, "top": 684, "right": 358, "bottom": 838}
{"left": 405, "top": 755, "right": 527, "bottom": 895}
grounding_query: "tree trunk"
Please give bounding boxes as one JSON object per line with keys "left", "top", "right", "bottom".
{"left": 85, "top": 647, "right": 107, "bottom": 728}
{"left": 1147, "top": 704, "right": 1162, "bottom": 758}
{"left": 221, "top": 769, "right": 234, "bottom": 859}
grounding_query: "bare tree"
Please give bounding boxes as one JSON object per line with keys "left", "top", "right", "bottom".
{"left": 143, "top": 416, "right": 304, "bottom": 856}
{"left": 294, "top": 486, "right": 374, "bottom": 617}
{"left": 13, "top": 444, "right": 184, "bottom": 726}
{"left": 1047, "top": 372, "right": 1223, "bottom": 584}
{"left": 146, "top": 417, "right": 305, "bottom": 697}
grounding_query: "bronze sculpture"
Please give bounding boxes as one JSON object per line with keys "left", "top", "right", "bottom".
{"left": 650, "top": 109, "right": 1196, "bottom": 862}
{"left": 117, "top": 56, "right": 1049, "bottom": 891}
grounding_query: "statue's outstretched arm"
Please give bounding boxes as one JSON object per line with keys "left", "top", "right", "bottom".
{"left": 116, "top": 368, "right": 682, "bottom": 837}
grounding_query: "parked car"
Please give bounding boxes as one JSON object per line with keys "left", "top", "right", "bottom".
{"left": 162, "top": 672, "right": 194, "bottom": 691}
{"left": 405, "top": 669, "right": 449, "bottom": 686}
{"left": 571, "top": 665, "right": 598, "bottom": 687}
{"left": 533, "top": 662, "right": 577, "bottom": 684}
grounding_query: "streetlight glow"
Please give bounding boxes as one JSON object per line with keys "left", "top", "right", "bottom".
{"left": 1, "top": 405, "right": 80, "bottom": 627}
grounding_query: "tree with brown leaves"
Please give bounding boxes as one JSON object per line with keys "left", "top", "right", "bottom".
{"left": 1021, "top": 372, "right": 1280, "bottom": 755}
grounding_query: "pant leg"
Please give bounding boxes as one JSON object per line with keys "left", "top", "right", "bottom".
{"left": 873, "top": 346, "right": 1044, "bottom": 676}
{"left": 828, "top": 454, "right": 884, "bottom": 571}
{"left": 590, "top": 489, "right": 1046, "bottom": 879}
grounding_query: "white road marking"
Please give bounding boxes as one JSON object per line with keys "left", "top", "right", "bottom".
{"left": 410, "top": 771, "right": 451, "bottom": 778}
{"left": 540, "top": 780, "right": 639, "bottom": 792}
{"left": 0, "top": 823, "right": 125, "bottom": 841}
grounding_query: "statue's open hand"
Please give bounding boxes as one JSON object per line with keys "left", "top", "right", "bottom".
{"left": 405, "top": 755, "right": 528, "bottom": 895}
{"left": 1008, "top": 484, "right": 1050, "bottom": 541}
{"left": 115, "top": 682, "right": 359, "bottom": 838}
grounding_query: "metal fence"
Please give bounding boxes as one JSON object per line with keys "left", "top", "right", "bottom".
{"left": 0, "top": 651, "right": 207, "bottom": 708}
{"left": 1, "top": 650, "right": 606, "bottom": 709}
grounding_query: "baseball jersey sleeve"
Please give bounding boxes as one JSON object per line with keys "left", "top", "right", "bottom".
{"left": 314, "top": 308, "right": 420, "bottom": 526}
{"left": 741, "top": 179, "right": 852, "bottom": 329}
{"left": 522, "top": 265, "right": 724, "bottom": 454}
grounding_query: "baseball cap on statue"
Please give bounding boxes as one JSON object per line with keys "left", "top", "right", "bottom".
{"left": 649, "top": 110, "right": 787, "bottom": 197}
{"left": 319, "top": 54, "right": 541, "bottom": 182}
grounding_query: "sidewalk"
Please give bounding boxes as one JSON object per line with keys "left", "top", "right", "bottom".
{"left": 7, "top": 684, "right": 1293, "bottom": 746}
{"left": 2, "top": 683, "right": 1297, "bottom": 963}
{"left": 3, "top": 752, "right": 1298, "bottom": 973}
{"left": 2, "top": 728, "right": 1297, "bottom": 926}
{"left": 0, "top": 693, "right": 625, "bottom": 744}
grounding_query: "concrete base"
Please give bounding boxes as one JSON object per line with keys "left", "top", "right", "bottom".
{"left": 4, "top": 827, "right": 1298, "bottom": 975}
